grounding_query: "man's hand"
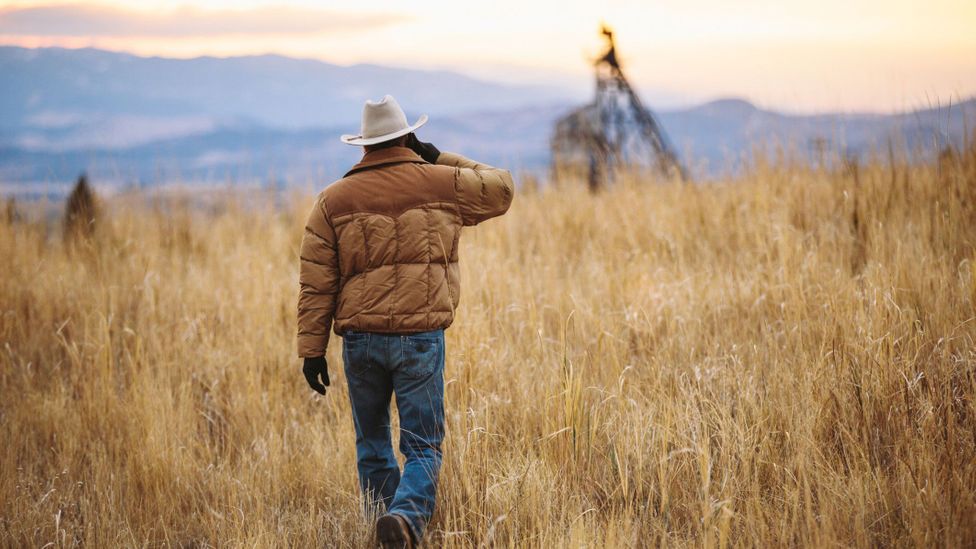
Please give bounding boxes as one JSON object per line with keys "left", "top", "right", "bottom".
{"left": 303, "top": 356, "right": 330, "bottom": 395}
{"left": 405, "top": 133, "right": 441, "bottom": 164}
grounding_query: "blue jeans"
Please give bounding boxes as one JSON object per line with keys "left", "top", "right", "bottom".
{"left": 342, "top": 329, "right": 445, "bottom": 542}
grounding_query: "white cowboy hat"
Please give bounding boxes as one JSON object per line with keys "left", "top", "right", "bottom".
{"left": 340, "top": 95, "right": 428, "bottom": 146}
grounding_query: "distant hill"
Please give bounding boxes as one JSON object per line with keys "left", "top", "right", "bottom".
{"left": 660, "top": 98, "right": 975, "bottom": 173}
{"left": 0, "top": 104, "right": 571, "bottom": 193}
{"left": 0, "top": 46, "right": 575, "bottom": 138}
{"left": 1, "top": 46, "right": 973, "bottom": 194}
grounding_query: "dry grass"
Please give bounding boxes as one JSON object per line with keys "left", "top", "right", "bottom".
{"left": 2, "top": 150, "right": 975, "bottom": 547}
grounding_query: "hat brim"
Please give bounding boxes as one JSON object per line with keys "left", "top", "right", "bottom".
{"left": 340, "top": 114, "right": 428, "bottom": 146}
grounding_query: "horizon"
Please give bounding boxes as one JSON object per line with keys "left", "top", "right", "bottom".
{"left": 1, "top": 0, "right": 974, "bottom": 114}
{"left": 4, "top": 42, "right": 974, "bottom": 118}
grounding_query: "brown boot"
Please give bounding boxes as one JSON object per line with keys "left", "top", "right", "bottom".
{"left": 375, "top": 514, "right": 414, "bottom": 549}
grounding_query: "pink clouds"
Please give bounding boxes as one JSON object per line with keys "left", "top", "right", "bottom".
{"left": 0, "top": 4, "right": 408, "bottom": 37}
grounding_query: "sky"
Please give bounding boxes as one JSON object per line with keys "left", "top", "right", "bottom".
{"left": 1, "top": 0, "right": 974, "bottom": 113}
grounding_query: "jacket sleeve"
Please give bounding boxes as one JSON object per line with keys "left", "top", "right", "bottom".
{"left": 437, "top": 152, "right": 515, "bottom": 226}
{"left": 297, "top": 195, "right": 340, "bottom": 358}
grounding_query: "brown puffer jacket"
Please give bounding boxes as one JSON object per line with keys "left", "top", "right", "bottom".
{"left": 297, "top": 146, "right": 514, "bottom": 357}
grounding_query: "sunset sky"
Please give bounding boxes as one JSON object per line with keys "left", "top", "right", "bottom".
{"left": 1, "top": 0, "right": 974, "bottom": 113}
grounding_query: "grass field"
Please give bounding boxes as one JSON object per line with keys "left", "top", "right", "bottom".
{"left": 2, "top": 150, "right": 975, "bottom": 547}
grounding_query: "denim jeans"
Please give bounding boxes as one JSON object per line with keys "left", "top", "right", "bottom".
{"left": 342, "top": 329, "right": 445, "bottom": 542}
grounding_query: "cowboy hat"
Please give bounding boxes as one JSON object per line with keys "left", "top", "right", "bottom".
{"left": 340, "top": 95, "right": 428, "bottom": 146}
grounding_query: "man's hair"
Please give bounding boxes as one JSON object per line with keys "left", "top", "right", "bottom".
{"left": 364, "top": 134, "right": 409, "bottom": 153}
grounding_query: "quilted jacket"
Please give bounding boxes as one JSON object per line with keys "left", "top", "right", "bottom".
{"left": 297, "top": 146, "right": 514, "bottom": 357}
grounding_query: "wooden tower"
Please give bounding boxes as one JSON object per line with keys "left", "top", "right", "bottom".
{"left": 551, "top": 26, "right": 687, "bottom": 190}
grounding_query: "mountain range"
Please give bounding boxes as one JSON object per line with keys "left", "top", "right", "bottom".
{"left": 1, "top": 46, "right": 972, "bottom": 196}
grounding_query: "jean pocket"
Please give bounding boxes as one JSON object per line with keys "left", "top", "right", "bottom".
{"left": 342, "top": 332, "right": 371, "bottom": 376}
{"left": 398, "top": 334, "right": 442, "bottom": 380}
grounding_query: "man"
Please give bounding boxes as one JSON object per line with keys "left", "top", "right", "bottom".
{"left": 297, "top": 95, "right": 514, "bottom": 548}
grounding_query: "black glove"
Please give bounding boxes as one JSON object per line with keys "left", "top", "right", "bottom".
{"left": 302, "top": 356, "right": 330, "bottom": 395}
{"left": 405, "top": 133, "right": 441, "bottom": 164}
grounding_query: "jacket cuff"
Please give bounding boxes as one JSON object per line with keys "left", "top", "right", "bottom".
{"left": 435, "top": 151, "right": 474, "bottom": 168}
{"left": 297, "top": 333, "right": 328, "bottom": 358}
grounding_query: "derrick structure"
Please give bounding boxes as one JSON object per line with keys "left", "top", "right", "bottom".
{"left": 551, "top": 26, "right": 687, "bottom": 189}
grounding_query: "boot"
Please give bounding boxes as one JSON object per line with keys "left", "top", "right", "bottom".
{"left": 375, "top": 513, "right": 414, "bottom": 549}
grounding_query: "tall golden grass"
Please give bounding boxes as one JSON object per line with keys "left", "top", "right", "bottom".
{"left": 2, "top": 149, "right": 975, "bottom": 547}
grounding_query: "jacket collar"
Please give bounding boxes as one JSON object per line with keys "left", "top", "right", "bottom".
{"left": 344, "top": 146, "right": 427, "bottom": 177}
